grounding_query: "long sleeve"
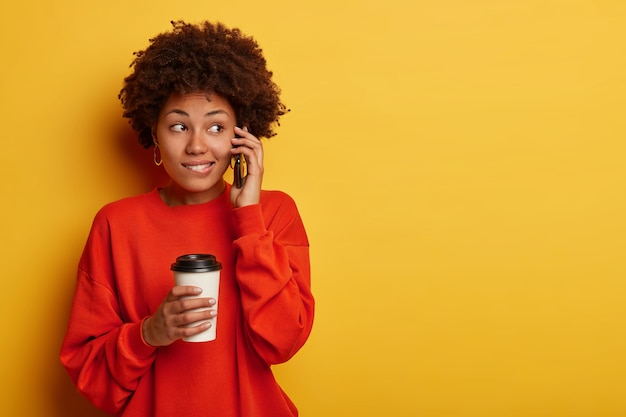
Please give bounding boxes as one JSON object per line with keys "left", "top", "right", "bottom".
{"left": 60, "top": 212, "right": 157, "bottom": 414}
{"left": 232, "top": 191, "right": 315, "bottom": 365}
{"left": 60, "top": 188, "right": 312, "bottom": 417}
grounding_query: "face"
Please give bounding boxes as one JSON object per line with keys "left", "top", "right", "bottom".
{"left": 154, "top": 91, "right": 236, "bottom": 206}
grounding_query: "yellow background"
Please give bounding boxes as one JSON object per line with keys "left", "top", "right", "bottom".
{"left": 1, "top": 1, "right": 625, "bottom": 416}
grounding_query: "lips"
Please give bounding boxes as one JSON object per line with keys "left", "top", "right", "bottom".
{"left": 182, "top": 162, "right": 214, "bottom": 172}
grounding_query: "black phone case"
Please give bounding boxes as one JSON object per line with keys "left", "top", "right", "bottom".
{"left": 234, "top": 155, "right": 244, "bottom": 188}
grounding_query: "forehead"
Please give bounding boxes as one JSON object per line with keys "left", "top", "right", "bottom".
{"left": 160, "top": 91, "right": 234, "bottom": 114}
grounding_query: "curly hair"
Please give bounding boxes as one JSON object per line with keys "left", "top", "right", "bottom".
{"left": 118, "top": 20, "right": 287, "bottom": 148}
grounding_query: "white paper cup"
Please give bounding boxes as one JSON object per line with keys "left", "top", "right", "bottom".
{"left": 171, "top": 254, "right": 222, "bottom": 342}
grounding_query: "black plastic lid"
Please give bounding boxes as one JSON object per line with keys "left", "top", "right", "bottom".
{"left": 171, "top": 254, "right": 222, "bottom": 272}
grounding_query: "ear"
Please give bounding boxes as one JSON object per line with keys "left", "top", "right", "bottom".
{"left": 151, "top": 128, "right": 158, "bottom": 145}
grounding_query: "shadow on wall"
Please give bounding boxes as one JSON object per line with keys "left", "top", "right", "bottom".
{"left": 47, "top": 261, "right": 112, "bottom": 417}
{"left": 50, "top": 366, "right": 110, "bottom": 417}
{"left": 114, "top": 121, "right": 171, "bottom": 192}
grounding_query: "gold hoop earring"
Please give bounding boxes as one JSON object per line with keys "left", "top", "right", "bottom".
{"left": 153, "top": 143, "right": 163, "bottom": 166}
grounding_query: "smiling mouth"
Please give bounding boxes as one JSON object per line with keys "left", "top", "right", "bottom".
{"left": 183, "top": 162, "right": 214, "bottom": 172}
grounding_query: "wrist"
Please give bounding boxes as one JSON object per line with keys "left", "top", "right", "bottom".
{"left": 141, "top": 316, "right": 158, "bottom": 347}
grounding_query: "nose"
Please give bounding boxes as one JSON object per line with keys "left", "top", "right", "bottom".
{"left": 186, "top": 129, "right": 208, "bottom": 155}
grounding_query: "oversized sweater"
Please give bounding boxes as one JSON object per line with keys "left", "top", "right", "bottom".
{"left": 60, "top": 185, "right": 314, "bottom": 417}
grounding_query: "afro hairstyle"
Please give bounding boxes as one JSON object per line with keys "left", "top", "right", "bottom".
{"left": 118, "top": 20, "right": 287, "bottom": 148}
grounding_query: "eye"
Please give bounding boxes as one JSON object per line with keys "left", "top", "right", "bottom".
{"left": 170, "top": 123, "right": 186, "bottom": 132}
{"left": 208, "top": 124, "right": 224, "bottom": 134}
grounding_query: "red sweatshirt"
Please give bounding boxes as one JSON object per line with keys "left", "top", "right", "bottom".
{"left": 60, "top": 185, "right": 314, "bottom": 416}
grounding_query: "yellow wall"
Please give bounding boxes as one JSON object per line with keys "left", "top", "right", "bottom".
{"left": 1, "top": 1, "right": 624, "bottom": 416}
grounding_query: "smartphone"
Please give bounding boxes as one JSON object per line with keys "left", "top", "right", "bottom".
{"left": 233, "top": 132, "right": 246, "bottom": 188}
{"left": 234, "top": 154, "right": 244, "bottom": 188}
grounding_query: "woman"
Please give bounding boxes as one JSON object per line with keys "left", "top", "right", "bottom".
{"left": 60, "top": 20, "right": 314, "bottom": 417}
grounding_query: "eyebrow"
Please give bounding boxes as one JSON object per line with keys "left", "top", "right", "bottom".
{"left": 164, "top": 109, "right": 229, "bottom": 118}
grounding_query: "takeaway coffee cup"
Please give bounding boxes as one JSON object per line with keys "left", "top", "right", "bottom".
{"left": 171, "top": 254, "right": 222, "bottom": 342}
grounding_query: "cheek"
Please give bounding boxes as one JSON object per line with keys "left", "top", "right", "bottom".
{"left": 209, "top": 141, "right": 233, "bottom": 162}
{"left": 158, "top": 144, "right": 180, "bottom": 166}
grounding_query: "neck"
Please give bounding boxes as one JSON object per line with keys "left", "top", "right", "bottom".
{"left": 159, "top": 180, "right": 226, "bottom": 206}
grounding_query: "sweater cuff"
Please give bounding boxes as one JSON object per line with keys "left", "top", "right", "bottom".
{"left": 124, "top": 318, "right": 157, "bottom": 359}
{"left": 232, "top": 204, "right": 266, "bottom": 237}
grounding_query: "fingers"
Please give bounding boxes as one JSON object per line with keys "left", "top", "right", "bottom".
{"left": 167, "top": 295, "right": 216, "bottom": 341}
{"left": 179, "top": 304, "right": 217, "bottom": 321}
{"left": 230, "top": 127, "right": 264, "bottom": 207}
{"left": 231, "top": 126, "right": 264, "bottom": 172}
{"left": 166, "top": 285, "right": 201, "bottom": 301}
{"left": 168, "top": 286, "right": 216, "bottom": 316}
{"left": 146, "top": 287, "right": 217, "bottom": 346}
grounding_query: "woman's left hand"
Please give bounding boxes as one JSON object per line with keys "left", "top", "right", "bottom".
{"left": 230, "top": 126, "right": 263, "bottom": 208}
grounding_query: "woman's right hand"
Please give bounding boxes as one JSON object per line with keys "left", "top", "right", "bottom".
{"left": 142, "top": 286, "right": 217, "bottom": 347}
